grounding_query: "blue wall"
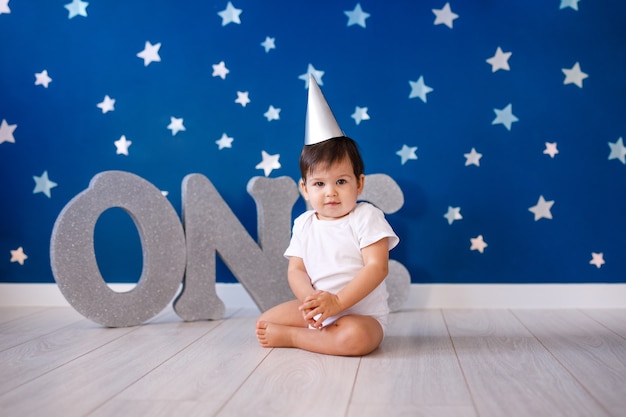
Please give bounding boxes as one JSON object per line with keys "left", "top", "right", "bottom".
{"left": 1, "top": 1, "right": 624, "bottom": 284}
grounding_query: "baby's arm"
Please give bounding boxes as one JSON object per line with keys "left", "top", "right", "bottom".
{"left": 302, "top": 237, "right": 389, "bottom": 328}
{"left": 287, "top": 256, "right": 317, "bottom": 325}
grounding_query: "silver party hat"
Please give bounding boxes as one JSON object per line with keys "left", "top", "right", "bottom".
{"left": 304, "top": 74, "right": 344, "bottom": 145}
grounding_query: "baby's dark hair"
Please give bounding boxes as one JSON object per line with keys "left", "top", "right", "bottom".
{"left": 299, "top": 136, "right": 364, "bottom": 182}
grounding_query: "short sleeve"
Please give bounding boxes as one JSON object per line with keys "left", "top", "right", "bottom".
{"left": 352, "top": 203, "right": 399, "bottom": 251}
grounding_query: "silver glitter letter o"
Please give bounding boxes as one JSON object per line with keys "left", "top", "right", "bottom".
{"left": 50, "top": 171, "right": 186, "bottom": 327}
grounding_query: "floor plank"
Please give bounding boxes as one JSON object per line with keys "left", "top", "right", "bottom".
{"left": 0, "top": 315, "right": 222, "bottom": 417}
{"left": 348, "top": 309, "right": 476, "bottom": 417}
{"left": 217, "top": 347, "right": 360, "bottom": 417}
{"left": 582, "top": 309, "right": 626, "bottom": 340}
{"left": 514, "top": 309, "right": 626, "bottom": 417}
{"left": 91, "top": 310, "right": 269, "bottom": 417}
{"left": 0, "top": 306, "right": 46, "bottom": 324}
{"left": 444, "top": 310, "right": 610, "bottom": 417}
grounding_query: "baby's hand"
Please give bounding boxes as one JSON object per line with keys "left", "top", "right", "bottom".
{"left": 299, "top": 290, "right": 343, "bottom": 329}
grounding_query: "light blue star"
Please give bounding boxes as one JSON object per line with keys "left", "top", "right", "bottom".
{"left": 492, "top": 103, "right": 518, "bottom": 131}
{"left": 608, "top": 137, "right": 626, "bottom": 164}
{"left": 261, "top": 36, "right": 276, "bottom": 53}
{"left": 344, "top": 3, "right": 370, "bottom": 28}
{"left": 298, "top": 64, "right": 325, "bottom": 89}
{"left": 218, "top": 2, "right": 242, "bottom": 26}
{"left": 560, "top": 0, "right": 581, "bottom": 11}
{"left": 396, "top": 144, "right": 418, "bottom": 165}
{"left": 64, "top": 0, "right": 88, "bottom": 19}
{"left": 33, "top": 170, "right": 58, "bottom": 198}
{"left": 351, "top": 106, "right": 370, "bottom": 125}
{"left": 409, "top": 76, "right": 433, "bottom": 103}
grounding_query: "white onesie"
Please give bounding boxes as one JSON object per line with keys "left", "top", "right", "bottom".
{"left": 284, "top": 202, "right": 399, "bottom": 333}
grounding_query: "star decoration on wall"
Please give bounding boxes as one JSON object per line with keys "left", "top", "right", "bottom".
{"left": 255, "top": 151, "right": 281, "bottom": 176}
{"left": 529, "top": 195, "right": 554, "bottom": 221}
{"left": 218, "top": 2, "right": 242, "bottom": 26}
{"left": 216, "top": 133, "right": 234, "bottom": 149}
{"left": 10, "top": 246, "right": 28, "bottom": 265}
{"left": 137, "top": 41, "right": 161, "bottom": 66}
{"left": 608, "top": 137, "right": 626, "bottom": 164}
{"left": 299, "top": 64, "right": 325, "bottom": 88}
{"left": 396, "top": 144, "right": 418, "bottom": 165}
{"left": 351, "top": 106, "right": 370, "bottom": 125}
{"left": 235, "top": 91, "right": 250, "bottom": 107}
{"left": 470, "top": 235, "right": 488, "bottom": 253}
{"left": 409, "top": 76, "right": 433, "bottom": 103}
{"left": 344, "top": 3, "right": 370, "bottom": 28}
{"left": 32, "top": 170, "right": 58, "bottom": 198}
{"left": 1, "top": 0, "right": 11, "bottom": 14}
{"left": 543, "top": 142, "right": 559, "bottom": 158}
{"left": 432, "top": 2, "right": 459, "bottom": 29}
{"left": 64, "top": 0, "right": 88, "bottom": 19}
{"left": 212, "top": 61, "right": 230, "bottom": 79}
{"left": 486, "top": 47, "right": 512, "bottom": 72}
{"left": 464, "top": 147, "right": 482, "bottom": 166}
{"left": 97, "top": 95, "right": 115, "bottom": 114}
{"left": 444, "top": 206, "right": 463, "bottom": 225}
{"left": 560, "top": 0, "right": 581, "bottom": 11}
{"left": 264, "top": 105, "right": 281, "bottom": 121}
{"left": 492, "top": 103, "right": 518, "bottom": 131}
{"left": 114, "top": 135, "right": 132, "bottom": 155}
{"left": 34, "top": 70, "right": 52, "bottom": 88}
{"left": 261, "top": 36, "right": 276, "bottom": 53}
{"left": 167, "top": 117, "right": 186, "bottom": 136}
{"left": 589, "top": 252, "right": 605, "bottom": 268}
{"left": 562, "top": 62, "right": 588, "bottom": 88}
{"left": 0, "top": 119, "right": 17, "bottom": 144}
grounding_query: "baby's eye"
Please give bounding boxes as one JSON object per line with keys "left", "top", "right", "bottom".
{"left": 336, "top": 179, "right": 347, "bottom": 185}
{"left": 313, "top": 181, "right": 324, "bottom": 187}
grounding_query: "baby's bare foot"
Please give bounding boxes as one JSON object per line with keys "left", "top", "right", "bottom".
{"left": 256, "top": 321, "right": 294, "bottom": 348}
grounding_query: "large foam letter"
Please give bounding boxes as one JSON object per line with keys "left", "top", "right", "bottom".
{"left": 50, "top": 171, "right": 186, "bottom": 327}
{"left": 174, "top": 175, "right": 299, "bottom": 316}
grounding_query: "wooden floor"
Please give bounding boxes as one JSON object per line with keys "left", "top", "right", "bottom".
{"left": 0, "top": 307, "right": 624, "bottom": 417}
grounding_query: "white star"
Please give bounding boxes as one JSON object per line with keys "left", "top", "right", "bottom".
{"left": 560, "top": 0, "right": 581, "bottom": 11}
{"left": 255, "top": 151, "right": 281, "bottom": 176}
{"left": 486, "top": 47, "right": 512, "bottom": 72}
{"left": 562, "top": 62, "right": 588, "bottom": 88}
{"left": 167, "top": 117, "right": 186, "bottom": 136}
{"left": 589, "top": 252, "right": 605, "bottom": 268}
{"left": 444, "top": 206, "right": 463, "bottom": 225}
{"left": 396, "top": 144, "right": 418, "bottom": 165}
{"left": 97, "top": 95, "right": 115, "bottom": 114}
{"left": 492, "top": 103, "right": 518, "bottom": 131}
{"left": 137, "top": 41, "right": 161, "bottom": 66}
{"left": 261, "top": 36, "right": 276, "bottom": 53}
{"left": 464, "top": 147, "right": 482, "bottom": 166}
{"left": 10, "top": 247, "right": 28, "bottom": 265}
{"left": 543, "top": 142, "right": 559, "bottom": 158}
{"left": 344, "top": 3, "right": 370, "bottom": 28}
{"left": 235, "top": 91, "right": 250, "bottom": 107}
{"left": 0, "top": 0, "right": 11, "bottom": 14}
{"left": 0, "top": 119, "right": 17, "bottom": 144}
{"left": 409, "top": 76, "right": 433, "bottom": 103}
{"left": 218, "top": 2, "right": 242, "bottom": 26}
{"left": 528, "top": 195, "right": 554, "bottom": 221}
{"left": 608, "top": 137, "right": 626, "bottom": 164}
{"left": 64, "top": 0, "right": 88, "bottom": 19}
{"left": 34, "top": 70, "right": 52, "bottom": 88}
{"left": 351, "top": 106, "right": 370, "bottom": 125}
{"left": 470, "top": 235, "right": 488, "bottom": 253}
{"left": 33, "top": 170, "right": 58, "bottom": 198}
{"left": 432, "top": 2, "right": 459, "bottom": 29}
{"left": 212, "top": 61, "right": 230, "bottom": 79}
{"left": 298, "top": 64, "right": 325, "bottom": 89}
{"left": 114, "top": 135, "right": 132, "bottom": 155}
{"left": 216, "top": 133, "right": 234, "bottom": 150}
{"left": 264, "top": 105, "right": 281, "bottom": 121}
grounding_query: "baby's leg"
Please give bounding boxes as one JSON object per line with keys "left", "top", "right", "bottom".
{"left": 257, "top": 314, "right": 383, "bottom": 357}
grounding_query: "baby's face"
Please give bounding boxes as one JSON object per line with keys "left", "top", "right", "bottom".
{"left": 301, "top": 158, "right": 364, "bottom": 221}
